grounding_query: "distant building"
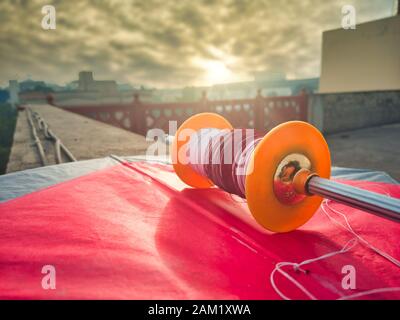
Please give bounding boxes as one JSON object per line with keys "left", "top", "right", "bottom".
{"left": 19, "top": 79, "right": 48, "bottom": 92}
{"left": 8, "top": 80, "right": 19, "bottom": 106}
{"left": 117, "top": 83, "right": 134, "bottom": 92}
{"left": 254, "top": 70, "right": 286, "bottom": 82}
{"left": 18, "top": 71, "right": 135, "bottom": 105}
{"left": 154, "top": 72, "right": 318, "bottom": 102}
{"left": 78, "top": 71, "right": 118, "bottom": 94}
{"left": 319, "top": 14, "right": 400, "bottom": 93}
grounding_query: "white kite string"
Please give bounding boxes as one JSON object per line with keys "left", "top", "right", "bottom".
{"left": 270, "top": 199, "right": 400, "bottom": 300}
{"left": 321, "top": 199, "right": 400, "bottom": 268}
{"left": 270, "top": 237, "right": 358, "bottom": 300}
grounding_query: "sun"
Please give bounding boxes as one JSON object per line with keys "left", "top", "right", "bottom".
{"left": 192, "top": 48, "right": 244, "bottom": 86}
{"left": 193, "top": 57, "right": 236, "bottom": 86}
{"left": 201, "top": 60, "right": 234, "bottom": 85}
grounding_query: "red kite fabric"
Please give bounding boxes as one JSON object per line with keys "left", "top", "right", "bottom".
{"left": 0, "top": 161, "right": 399, "bottom": 299}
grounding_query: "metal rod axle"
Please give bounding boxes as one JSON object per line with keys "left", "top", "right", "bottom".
{"left": 308, "top": 176, "right": 400, "bottom": 222}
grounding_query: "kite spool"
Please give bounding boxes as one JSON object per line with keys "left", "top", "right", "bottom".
{"left": 171, "top": 113, "right": 400, "bottom": 233}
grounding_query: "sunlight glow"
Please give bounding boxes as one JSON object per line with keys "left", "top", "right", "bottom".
{"left": 201, "top": 59, "right": 234, "bottom": 85}
{"left": 192, "top": 47, "right": 243, "bottom": 86}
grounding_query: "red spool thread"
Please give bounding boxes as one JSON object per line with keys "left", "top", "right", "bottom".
{"left": 187, "top": 128, "right": 263, "bottom": 197}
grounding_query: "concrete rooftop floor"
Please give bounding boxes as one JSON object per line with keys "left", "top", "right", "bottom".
{"left": 6, "top": 104, "right": 151, "bottom": 173}
{"left": 326, "top": 122, "right": 400, "bottom": 181}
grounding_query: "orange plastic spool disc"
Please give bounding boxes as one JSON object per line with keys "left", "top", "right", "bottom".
{"left": 172, "top": 113, "right": 233, "bottom": 188}
{"left": 245, "top": 121, "right": 331, "bottom": 233}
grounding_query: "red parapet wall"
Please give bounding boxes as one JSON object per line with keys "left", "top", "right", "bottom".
{"left": 52, "top": 93, "right": 308, "bottom": 135}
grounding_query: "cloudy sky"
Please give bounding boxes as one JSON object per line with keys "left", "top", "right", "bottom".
{"left": 0, "top": 0, "right": 396, "bottom": 88}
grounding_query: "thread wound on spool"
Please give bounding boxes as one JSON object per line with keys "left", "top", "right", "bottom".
{"left": 186, "top": 128, "right": 263, "bottom": 198}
